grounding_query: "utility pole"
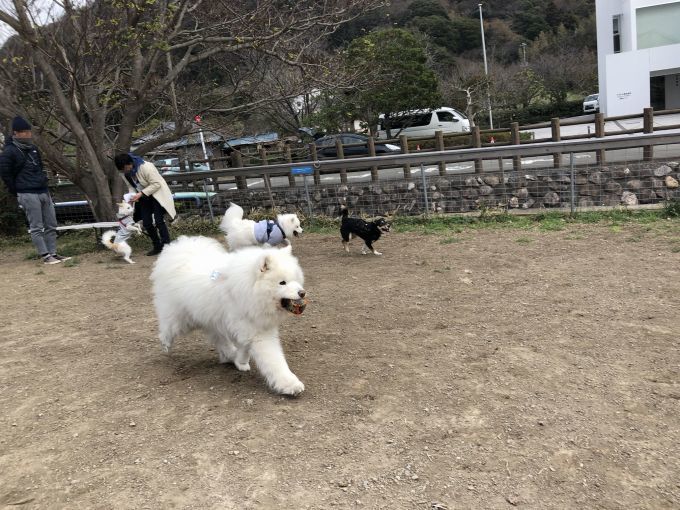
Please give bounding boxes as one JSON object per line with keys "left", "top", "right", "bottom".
{"left": 478, "top": 3, "right": 494, "bottom": 129}
{"left": 520, "top": 42, "right": 527, "bottom": 66}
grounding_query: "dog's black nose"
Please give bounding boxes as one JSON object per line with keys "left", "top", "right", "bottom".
{"left": 298, "top": 290, "right": 306, "bottom": 298}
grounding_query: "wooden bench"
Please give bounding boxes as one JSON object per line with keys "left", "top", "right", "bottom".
{"left": 56, "top": 221, "right": 118, "bottom": 231}
{"left": 56, "top": 221, "right": 120, "bottom": 245}
{"left": 52, "top": 192, "right": 217, "bottom": 243}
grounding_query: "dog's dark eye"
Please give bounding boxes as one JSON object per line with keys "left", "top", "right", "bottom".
{"left": 279, "top": 281, "right": 287, "bottom": 285}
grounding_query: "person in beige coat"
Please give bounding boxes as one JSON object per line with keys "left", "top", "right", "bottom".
{"left": 114, "top": 153, "right": 176, "bottom": 256}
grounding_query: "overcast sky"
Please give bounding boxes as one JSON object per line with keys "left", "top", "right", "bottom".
{"left": 0, "top": 0, "right": 76, "bottom": 44}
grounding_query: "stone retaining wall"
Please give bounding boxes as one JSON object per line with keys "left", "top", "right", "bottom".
{"left": 200, "top": 160, "right": 680, "bottom": 218}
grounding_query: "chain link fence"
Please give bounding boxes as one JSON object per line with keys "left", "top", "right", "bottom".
{"left": 47, "top": 134, "right": 680, "bottom": 225}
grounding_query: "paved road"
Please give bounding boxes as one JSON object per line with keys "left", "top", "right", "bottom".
{"left": 219, "top": 114, "right": 680, "bottom": 190}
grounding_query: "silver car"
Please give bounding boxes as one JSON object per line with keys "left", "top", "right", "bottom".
{"left": 583, "top": 93, "right": 599, "bottom": 114}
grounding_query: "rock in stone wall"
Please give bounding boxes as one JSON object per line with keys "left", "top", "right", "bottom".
{"left": 206, "top": 160, "right": 680, "bottom": 218}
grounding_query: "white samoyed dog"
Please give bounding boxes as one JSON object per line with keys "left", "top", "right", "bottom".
{"left": 150, "top": 235, "right": 308, "bottom": 395}
{"left": 220, "top": 202, "right": 303, "bottom": 251}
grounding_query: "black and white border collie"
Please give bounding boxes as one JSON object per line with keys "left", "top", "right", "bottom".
{"left": 340, "top": 207, "right": 391, "bottom": 256}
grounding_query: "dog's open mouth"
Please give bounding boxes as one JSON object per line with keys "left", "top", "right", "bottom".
{"left": 281, "top": 297, "right": 307, "bottom": 315}
{"left": 293, "top": 231, "right": 300, "bottom": 237}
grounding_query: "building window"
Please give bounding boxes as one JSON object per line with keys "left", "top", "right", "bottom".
{"left": 612, "top": 15, "right": 621, "bottom": 53}
{"left": 637, "top": 3, "right": 680, "bottom": 49}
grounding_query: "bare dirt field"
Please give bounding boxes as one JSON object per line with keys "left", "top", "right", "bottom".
{"left": 1, "top": 222, "right": 679, "bottom": 509}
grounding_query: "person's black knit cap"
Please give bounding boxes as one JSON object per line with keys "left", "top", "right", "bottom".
{"left": 11, "top": 116, "right": 31, "bottom": 131}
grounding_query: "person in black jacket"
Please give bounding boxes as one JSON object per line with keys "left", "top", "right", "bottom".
{"left": 0, "top": 116, "right": 71, "bottom": 264}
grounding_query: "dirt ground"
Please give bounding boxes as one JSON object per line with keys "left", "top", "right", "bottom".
{"left": 1, "top": 223, "right": 679, "bottom": 510}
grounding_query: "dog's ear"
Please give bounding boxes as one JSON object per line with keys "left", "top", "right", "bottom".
{"left": 260, "top": 255, "right": 270, "bottom": 273}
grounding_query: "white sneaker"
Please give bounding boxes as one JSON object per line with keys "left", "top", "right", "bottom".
{"left": 43, "top": 255, "right": 62, "bottom": 265}
{"left": 51, "top": 254, "right": 72, "bottom": 262}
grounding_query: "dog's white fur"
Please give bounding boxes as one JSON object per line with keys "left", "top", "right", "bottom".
{"left": 220, "top": 202, "right": 303, "bottom": 250}
{"left": 101, "top": 201, "right": 143, "bottom": 264}
{"left": 150, "top": 235, "right": 307, "bottom": 395}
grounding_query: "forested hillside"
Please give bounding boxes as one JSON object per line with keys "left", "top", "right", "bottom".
{"left": 309, "top": 0, "right": 597, "bottom": 133}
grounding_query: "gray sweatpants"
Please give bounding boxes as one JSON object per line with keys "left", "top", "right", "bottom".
{"left": 17, "top": 192, "right": 58, "bottom": 256}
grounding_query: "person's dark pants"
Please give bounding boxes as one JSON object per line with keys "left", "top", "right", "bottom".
{"left": 137, "top": 195, "right": 170, "bottom": 250}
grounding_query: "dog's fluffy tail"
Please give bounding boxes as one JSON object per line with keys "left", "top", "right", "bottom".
{"left": 101, "top": 230, "right": 116, "bottom": 249}
{"left": 220, "top": 202, "right": 244, "bottom": 234}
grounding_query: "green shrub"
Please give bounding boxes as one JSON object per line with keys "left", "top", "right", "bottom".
{"left": 494, "top": 100, "right": 583, "bottom": 126}
{"left": 663, "top": 198, "right": 680, "bottom": 218}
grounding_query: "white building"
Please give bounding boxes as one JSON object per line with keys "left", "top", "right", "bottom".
{"left": 596, "top": 0, "right": 680, "bottom": 116}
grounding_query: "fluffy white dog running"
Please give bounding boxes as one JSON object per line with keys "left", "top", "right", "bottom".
{"left": 150, "top": 235, "right": 308, "bottom": 395}
{"left": 220, "top": 202, "right": 303, "bottom": 250}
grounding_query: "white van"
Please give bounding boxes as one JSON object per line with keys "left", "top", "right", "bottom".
{"left": 376, "top": 107, "right": 471, "bottom": 140}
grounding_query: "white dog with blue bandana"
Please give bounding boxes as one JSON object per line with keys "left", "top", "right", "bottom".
{"left": 220, "top": 202, "right": 303, "bottom": 251}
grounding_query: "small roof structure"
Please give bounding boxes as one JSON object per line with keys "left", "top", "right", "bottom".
{"left": 131, "top": 122, "right": 225, "bottom": 151}
{"left": 223, "top": 132, "right": 279, "bottom": 149}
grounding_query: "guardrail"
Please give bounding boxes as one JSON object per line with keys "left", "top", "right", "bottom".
{"left": 168, "top": 132, "right": 680, "bottom": 185}
{"left": 179, "top": 108, "right": 680, "bottom": 186}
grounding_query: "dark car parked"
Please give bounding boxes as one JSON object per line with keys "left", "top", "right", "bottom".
{"left": 314, "top": 133, "right": 400, "bottom": 159}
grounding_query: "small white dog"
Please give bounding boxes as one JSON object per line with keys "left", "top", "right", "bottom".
{"left": 101, "top": 200, "right": 143, "bottom": 264}
{"left": 150, "top": 235, "right": 308, "bottom": 395}
{"left": 220, "top": 202, "right": 303, "bottom": 250}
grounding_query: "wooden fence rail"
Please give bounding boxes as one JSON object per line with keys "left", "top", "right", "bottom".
{"left": 176, "top": 109, "right": 680, "bottom": 190}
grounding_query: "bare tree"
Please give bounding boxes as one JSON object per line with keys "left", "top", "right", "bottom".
{"left": 0, "top": 0, "right": 380, "bottom": 220}
{"left": 439, "top": 58, "right": 488, "bottom": 127}
{"left": 492, "top": 64, "right": 544, "bottom": 111}
{"left": 528, "top": 26, "right": 597, "bottom": 104}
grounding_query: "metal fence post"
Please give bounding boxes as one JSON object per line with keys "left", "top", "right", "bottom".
{"left": 309, "top": 143, "right": 321, "bottom": 185}
{"left": 202, "top": 179, "right": 214, "bottom": 221}
{"left": 569, "top": 152, "right": 576, "bottom": 215}
{"left": 303, "top": 174, "right": 313, "bottom": 222}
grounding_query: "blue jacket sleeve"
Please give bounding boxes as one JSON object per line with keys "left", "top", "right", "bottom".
{"left": 0, "top": 148, "right": 18, "bottom": 196}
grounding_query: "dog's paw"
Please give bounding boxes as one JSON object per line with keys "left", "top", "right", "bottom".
{"left": 234, "top": 361, "right": 251, "bottom": 372}
{"left": 274, "top": 376, "right": 305, "bottom": 396}
{"left": 160, "top": 338, "right": 173, "bottom": 354}
{"left": 373, "top": 251, "right": 382, "bottom": 256}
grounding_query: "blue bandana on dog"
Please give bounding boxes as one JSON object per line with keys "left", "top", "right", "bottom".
{"left": 253, "top": 219, "right": 286, "bottom": 245}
